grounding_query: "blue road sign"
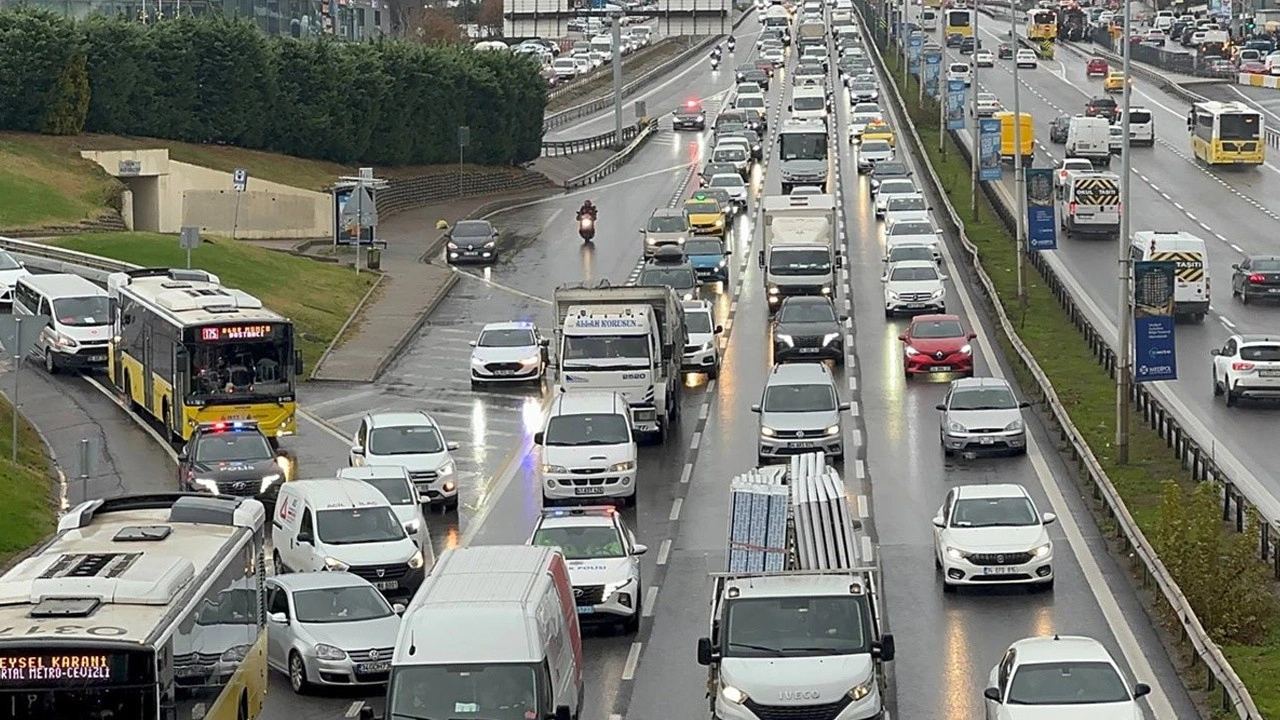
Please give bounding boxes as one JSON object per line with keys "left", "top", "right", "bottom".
{"left": 232, "top": 168, "right": 249, "bottom": 192}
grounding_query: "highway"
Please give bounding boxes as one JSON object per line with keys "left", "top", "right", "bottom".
{"left": 938, "top": 11, "right": 1280, "bottom": 512}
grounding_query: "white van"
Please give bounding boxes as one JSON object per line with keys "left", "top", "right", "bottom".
{"left": 590, "top": 34, "right": 613, "bottom": 57}
{"left": 920, "top": 8, "right": 938, "bottom": 31}
{"left": 12, "top": 273, "right": 111, "bottom": 374}
{"left": 1117, "top": 106, "right": 1154, "bottom": 146}
{"left": 272, "top": 479, "right": 429, "bottom": 603}
{"left": 1066, "top": 116, "right": 1112, "bottom": 165}
{"left": 373, "top": 546, "right": 583, "bottom": 720}
{"left": 948, "top": 62, "right": 972, "bottom": 86}
{"left": 1130, "top": 231, "right": 1210, "bottom": 322}
{"left": 789, "top": 85, "right": 829, "bottom": 122}
{"left": 535, "top": 391, "right": 637, "bottom": 505}
{"left": 336, "top": 465, "right": 432, "bottom": 550}
{"left": 1059, "top": 171, "right": 1121, "bottom": 239}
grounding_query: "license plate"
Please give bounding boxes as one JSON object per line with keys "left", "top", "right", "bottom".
{"left": 577, "top": 606, "right": 595, "bottom": 614}
{"left": 907, "top": 303, "right": 925, "bottom": 309}
{"left": 356, "top": 661, "right": 391, "bottom": 673}
{"left": 492, "top": 369, "right": 516, "bottom": 376}
{"left": 789, "top": 441, "right": 816, "bottom": 448}
{"left": 575, "top": 487, "right": 605, "bottom": 495}
{"left": 374, "top": 580, "right": 399, "bottom": 590}
{"left": 89, "top": 355, "right": 106, "bottom": 362}
{"left": 979, "top": 436, "right": 995, "bottom": 445}
{"left": 797, "top": 347, "right": 820, "bottom": 353}
{"left": 1269, "top": 288, "right": 1280, "bottom": 293}
{"left": 929, "top": 365, "right": 952, "bottom": 372}
{"left": 982, "top": 566, "right": 1013, "bottom": 575}
{"left": 1260, "top": 370, "right": 1280, "bottom": 378}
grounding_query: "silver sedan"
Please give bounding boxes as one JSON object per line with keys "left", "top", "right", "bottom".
{"left": 266, "top": 572, "right": 404, "bottom": 694}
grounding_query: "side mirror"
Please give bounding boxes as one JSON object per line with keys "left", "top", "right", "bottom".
{"left": 935, "top": 403, "right": 946, "bottom": 411}
{"left": 555, "top": 706, "right": 572, "bottom": 720}
{"left": 539, "top": 338, "right": 550, "bottom": 347}
{"left": 750, "top": 403, "right": 762, "bottom": 413}
{"left": 294, "top": 350, "right": 304, "bottom": 376}
{"left": 296, "top": 531, "right": 313, "bottom": 544}
{"left": 1019, "top": 401, "right": 1031, "bottom": 408}
{"left": 967, "top": 332, "right": 977, "bottom": 340}
{"left": 872, "top": 633, "right": 895, "bottom": 661}
{"left": 838, "top": 402, "right": 851, "bottom": 411}
{"left": 983, "top": 687, "right": 1002, "bottom": 703}
{"left": 447, "top": 441, "right": 460, "bottom": 451}
{"left": 1133, "top": 683, "right": 1151, "bottom": 699}
{"left": 840, "top": 315, "right": 849, "bottom": 322}
{"left": 1231, "top": 263, "right": 1241, "bottom": 271}
{"left": 880, "top": 276, "right": 888, "bottom": 283}
{"left": 633, "top": 543, "right": 648, "bottom": 555}
{"left": 758, "top": 250, "right": 765, "bottom": 267}
{"left": 435, "top": 220, "right": 449, "bottom": 230}
{"left": 534, "top": 431, "right": 546, "bottom": 445}
{"left": 940, "top": 274, "right": 950, "bottom": 281}
{"left": 932, "top": 515, "right": 946, "bottom": 528}
{"left": 1042, "top": 512, "right": 1057, "bottom": 525}
{"left": 836, "top": 255, "right": 845, "bottom": 268}
{"left": 696, "top": 637, "right": 716, "bottom": 666}
{"left": 351, "top": 446, "right": 365, "bottom": 457}
{"left": 268, "top": 611, "right": 288, "bottom": 623}
{"left": 898, "top": 333, "right": 908, "bottom": 342}
{"left": 177, "top": 449, "right": 189, "bottom": 462}
{"left": 714, "top": 325, "right": 724, "bottom": 334}
{"left": 724, "top": 249, "right": 733, "bottom": 256}
{"left": 1210, "top": 348, "right": 1221, "bottom": 356}
{"left": 787, "top": 105, "right": 793, "bottom": 111}
{"left": 392, "top": 602, "right": 406, "bottom": 615}
{"left": 469, "top": 340, "right": 477, "bottom": 347}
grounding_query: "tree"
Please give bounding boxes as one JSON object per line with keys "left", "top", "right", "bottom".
{"left": 413, "top": 8, "right": 463, "bottom": 45}
{"left": 42, "top": 52, "right": 90, "bottom": 136}
{"left": 477, "top": 0, "right": 503, "bottom": 37}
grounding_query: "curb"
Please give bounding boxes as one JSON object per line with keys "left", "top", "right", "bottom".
{"left": 308, "top": 272, "right": 387, "bottom": 381}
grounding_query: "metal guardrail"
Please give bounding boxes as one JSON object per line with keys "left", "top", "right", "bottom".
{"left": 563, "top": 120, "right": 659, "bottom": 189}
{"left": 0, "top": 237, "right": 138, "bottom": 282}
{"left": 542, "top": 123, "right": 642, "bottom": 157}
{"left": 857, "top": 3, "right": 1263, "bottom": 717}
{"left": 542, "top": 10, "right": 750, "bottom": 132}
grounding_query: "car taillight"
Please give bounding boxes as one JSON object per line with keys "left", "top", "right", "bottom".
{"left": 1250, "top": 273, "right": 1266, "bottom": 283}
{"left": 1069, "top": 202, "right": 1077, "bottom": 214}
{"left": 1233, "top": 362, "right": 1255, "bottom": 371}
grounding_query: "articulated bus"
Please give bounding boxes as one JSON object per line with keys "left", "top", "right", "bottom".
{"left": 945, "top": 8, "right": 975, "bottom": 37}
{"left": 1026, "top": 8, "right": 1058, "bottom": 40}
{"left": 107, "top": 268, "right": 301, "bottom": 442}
{"left": 0, "top": 493, "right": 268, "bottom": 720}
{"left": 1191, "top": 101, "right": 1265, "bottom": 166}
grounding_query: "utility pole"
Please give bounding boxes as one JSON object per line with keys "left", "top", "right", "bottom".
{"left": 1013, "top": 1, "right": 1026, "bottom": 315}
{"left": 970, "top": 8, "right": 980, "bottom": 221}
{"left": 1116, "top": 0, "right": 1134, "bottom": 464}
{"left": 611, "top": 11, "right": 624, "bottom": 147}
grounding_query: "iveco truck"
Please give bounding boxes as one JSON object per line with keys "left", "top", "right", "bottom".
{"left": 758, "top": 194, "right": 841, "bottom": 314}
{"left": 552, "top": 283, "right": 686, "bottom": 442}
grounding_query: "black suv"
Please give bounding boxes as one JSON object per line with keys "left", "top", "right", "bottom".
{"left": 179, "top": 421, "right": 286, "bottom": 505}
{"left": 1049, "top": 115, "right": 1072, "bottom": 144}
{"left": 637, "top": 246, "right": 700, "bottom": 301}
{"left": 1085, "top": 97, "right": 1119, "bottom": 122}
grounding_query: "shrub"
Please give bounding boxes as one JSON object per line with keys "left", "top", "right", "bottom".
{"left": 42, "top": 51, "right": 90, "bottom": 136}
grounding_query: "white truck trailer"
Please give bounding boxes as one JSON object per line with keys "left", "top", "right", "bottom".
{"left": 757, "top": 194, "right": 841, "bottom": 314}
{"left": 696, "top": 453, "right": 895, "bottom": 720}
{"left": 552, "top": 283, "right": 687, "bottom": 442}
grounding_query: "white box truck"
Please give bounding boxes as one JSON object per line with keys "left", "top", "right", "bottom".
{"left": 553, "top": 283, "right": 687, "bottom": 442}
{"left": 696, "top": 453, "right": 895, "bottom": 720}
{"left": 757, "top": 194, "right": 841, "bottom": 314}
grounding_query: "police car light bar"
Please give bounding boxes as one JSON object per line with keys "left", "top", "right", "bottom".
{"left": 200, "top": 420, "right": 259, "bottom": 432}
{"left": 544, "top": 506, "right": 617, "bottom": 517}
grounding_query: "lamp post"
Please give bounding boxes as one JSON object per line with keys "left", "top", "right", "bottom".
{"left": 970, "top": 8, "right": 980, "bottom": 220}
{"left": 1013, "top": 2, "right": 1026, "bottom": 314}
{"left": 611, "top": 10, "right": 624, "bottom": 147}
{"left": 1116, "top": 0, "right": 1134, "bottom": 463}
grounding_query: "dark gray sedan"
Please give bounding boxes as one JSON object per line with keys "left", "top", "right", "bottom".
{"left": 443, "top": 219, "right": 500, "bottom": 265}
{"left": 1231, "top": 255, "right": 1280, "bottom": 304}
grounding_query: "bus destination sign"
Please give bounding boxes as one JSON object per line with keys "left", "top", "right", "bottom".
{"left": 201, "top": 324, "right": 275, "bottom": 342}
{"left": 0, "top": 652, "right": 126, "bottom": 685}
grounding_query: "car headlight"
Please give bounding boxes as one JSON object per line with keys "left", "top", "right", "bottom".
{"left": 701, "top": 341, "right": 714, "bottom": 352}
{"left": 775, "top": 333, "right": 795, "bottom": 347}
{"left": 1005, "top": 419, "right": 1024, "bottom": 432}
{"left": 221, "top": 645, "right": 251, "bottom": 662}
{"left": 721, "top": 685, "right": 749, "bottom": 704}
{"left": 714, "top": 218, "right": 724, "bottom": 227}
{"left": 520, "top": 354, "right": 540, "bottom": 367}
{"left": 821, "top": 286, "right": 832, "bottom": 295}
{"left": 313, "top": 643, "right": 348, "bottom": 661}
{"left": 483, "top": 241, "right": 496, "bottom": 249}
{"left": 323, "top": 557, "right": 349, "bottom": 571}
{"left": 948, "top": 421, "right": 967, "bottom": 433}
{"left": 610, "top": 460, "right": 636, "bottom": 472}
{"left": 447, "top": 242, "right": 459, "bottom": 249}
{"left": 408, "top": 550, "right": 425, "bottom": 569}
{"left": 682, "top": 292, "right": 695, "bottom": 301}
{"left": 824, "top": 424, "right": 840, "bottom": 436}
{"left": 931, "top": 289, "right": 945, "bottom": 299}
{"left": 848, "top": 678, "right": 875, "bottom": 701}
{"left": 761, "top": 426, "right": 777, "bottom": 437}
{"left": 886, "top": 291, "right": 899, "bottom": 300}
{"left": 193, "top": 478, "right": 219, "bottom": 494}
{"left": 259, "top": 473, "right": 281, "bottom": 492}
{"left": 823, "top": 332, "right": 841, "bottom": 346}
{"left": 904, "top": 345, "right": 919, "bottom": 355}
{"left": 945, "top": 546, "right": 966, "bottom": 560}
{"left": 768, "top": 285, "right": 780, "bottom": 295}
{"left": 718, "top": 259, "right": 727, "bottom": 268}
{"left": 698, "top": 113, "right": 705, "bottom": 120}
{"left": 543, "top": 464, "right": 568, "bottom": 474}
{"left": 604, "top": 578, "right": 632, "bottom": 597}
{"left": 959, "top": 344, "right": 972, "bottom": 355}
{"left": 1032, "top": 542, "right": 1051, "bottom": 559}
{"left": 404, "top": 519, "right": 420, "bottom": 535}
{"left": 646, "top": 236, "right": 657, "bottom": 244}
{"left": 438, "top": 460, "right": 456, "bottom": 477}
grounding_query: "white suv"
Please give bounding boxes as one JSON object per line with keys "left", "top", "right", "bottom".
{"left": 535, "top": 391, "right": 638, "bottom": 504}
{"left": 681, "top": 300, "right": 722, "bottom": 378}
{"left": 933, "top": 483, "right": 1055, "bottom": 592}
{"left": 1212, "top": 334, "right": 1280, "bottom": 407}
{"left": 753, "top": 362, "right": 849, "bottom": 465}
{"left": 883, "top": 259, "right": 947, "bottom": 316}
{"left": 529, "top": 506, "right": 647, "bottom": 632}
{"left": 350, "top": 412, "right": 459, "bottom": 510}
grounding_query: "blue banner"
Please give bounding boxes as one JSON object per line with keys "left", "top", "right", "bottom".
{"left": 1133, "top": 261, "right": 1178, "bottom": 382}
{"left": 908, "top": 35, "right": 922, "bottom": 76}
{"left": 924, "top": 52, "right": 942, "bottom": 97}
{"left": 1025, "top": 168, "right": 1056, "bottom": 250}
{"left": 946, "top": 79, "right": 965, "bottom": 130}
{"left": 979, "top": 118, "right": 1002, "bottom": 181}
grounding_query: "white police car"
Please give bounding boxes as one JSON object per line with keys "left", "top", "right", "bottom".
{"left": 528, "top": 506, "right": 647, "bottom": 633}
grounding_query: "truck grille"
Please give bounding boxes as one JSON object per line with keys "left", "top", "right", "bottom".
{"left": 574, "top": 585, "right": 604, "bottom": 605}
{"left": 349, "top": 563, "right": 409, "bottom": 581}
{"left": 967, "top": 551, "right": 1034, "bottom": 566}
{"left": 743, "top": 697, "right": 853, "bottom": 720}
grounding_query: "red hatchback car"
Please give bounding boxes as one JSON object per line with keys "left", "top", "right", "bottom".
{"left": 900, "top": 314, "right": 977, "bottom": 377}
{"left": 1086, "top": 56, "right": 1109, "bottom": 77}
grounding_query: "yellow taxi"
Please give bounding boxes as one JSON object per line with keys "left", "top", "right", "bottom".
{"left": 1102, "top": 71, "right": 1130, "bottom": 93}
{"left": 862, "top": 121, "right": 896, "bottom": 147}
{"left": 683, "top": 193, "right": 727, "bottom": 236}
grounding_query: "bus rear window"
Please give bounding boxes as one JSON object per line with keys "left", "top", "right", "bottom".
{"left": 1219, "top": 114, "right": 1260, "bottom": 141}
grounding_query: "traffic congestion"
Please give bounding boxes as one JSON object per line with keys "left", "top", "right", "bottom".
{"left": 2, "top": 0, "right": 1271, "bottom": 719}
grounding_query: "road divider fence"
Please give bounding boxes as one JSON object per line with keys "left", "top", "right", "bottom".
{"left": 542, "top": 123, "right": 645, "bottom": 156}
{"left": 858, "top": 3, "right": 1264, "bottom": 716}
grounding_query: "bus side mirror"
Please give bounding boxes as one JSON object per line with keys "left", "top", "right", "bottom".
{"left": 294, "top": 350, "right": 304, "bottom": 376}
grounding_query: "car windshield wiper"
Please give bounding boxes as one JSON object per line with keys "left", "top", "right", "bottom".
{"left": 728, "top": 642, "right": 787, "bottom": 656}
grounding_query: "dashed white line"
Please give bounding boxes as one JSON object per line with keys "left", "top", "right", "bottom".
{"left": 860, "top": 535, "right": 875, "bottom": 564}
{"left": 854, "top": 459, "right": 866, "bottom": 481}
{"left": 849, "top": 401, "right": 860, "bottom": 417}
{"left": 689, "top": 431, "right": 701, "bottom": 450}
{"left": 1230, "top": 243, "right": 1244, "bottom": 253}
{"left": 699, "top": 403, "right": 709, "bottom": 421}
{"left": 642, "top": 587, "right": 658, "bottom": 617}
{"left": 848, "top": 376, "right": 858, "bottom": 391}
{"left": 669, "top": 498, "right": 683, "bottom": 521}
{"left": 856, "top": 494, "right": 869, "bottom": 518}
{"left": 621, "top": 643, "right": 643, "bottom": 681}
{"left": 1221, "top": 316, "right": 1237, "bottom": 329}
{"left": 656, "top": 538, "right": 672, "bottom": 566}
{"left": 706, "top": 379, "right": 716, "bottom": 394}
{"left": 680, "top": 462, "right": 693, "bottom": 484}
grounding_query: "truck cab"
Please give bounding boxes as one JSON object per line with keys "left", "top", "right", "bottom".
{"left": 758, "top": 194, "right": 842, "bottom": 314}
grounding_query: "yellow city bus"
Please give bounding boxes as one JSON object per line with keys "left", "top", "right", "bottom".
{"left": 1026, "top": 8, "right": 1058, "bottom": 40}
{"left": 945, "top": 8, "right": 975, "bottom": 37}
{"left": 107, "top": 268, "right": 301, "bottom": 442}
{"left": 923, "top": 0, "right": 943, "bottom": 8}
{"left": 1191, "top": 101, "right": 1266, "bottom": 166}
{"left": 0, "top": 493, "right": 269, "bottom": 720}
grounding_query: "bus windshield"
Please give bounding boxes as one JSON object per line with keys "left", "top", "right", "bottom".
{"left": 188, "top": 325, "right": 293, "bottom": 400}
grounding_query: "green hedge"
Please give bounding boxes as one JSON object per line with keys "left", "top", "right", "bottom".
{"left": 0, "top": 7, "right": 547, "bottom": 166}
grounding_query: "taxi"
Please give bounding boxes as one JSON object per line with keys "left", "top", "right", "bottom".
{"left": 683, "top": 192, "right": 728, "bottom": 237}
{"left": 862, "top": 121, "right": 896, "bottom": 148}
{"left": 1102, "top": 71, "right": 1130, "bottom": 92}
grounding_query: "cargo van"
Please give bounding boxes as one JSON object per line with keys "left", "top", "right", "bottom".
{"left": 1130, "top": 230, "right": 1210, "bottom": 322}
{"left": 535, "top": 390, "right": 637, "bottom": 505}
{"left": 367, "top": 546, "right": 584, "bottom": 720}
{"left": 272, "top": 479, "right": 429, "bottom": 602}
{"left": 1059, "top": 171, "right": 1121, "bottom": 239}
{"left": 1066, "top": 116, "right": 1112, "bottom": 165}
{"left": 12, "top": 273, "right": 111, "bottom": 374}
{"left": 789, "top": 85, "right": 829, "bottom": 122}
{"left": 336, "top": 465, "right": 433, "bottom": 550}
{"left": 590, "top": 35, "right": 613, "bottom": 56}
{"left": 995, "top": 111, "right": 1034, "bottom": 164}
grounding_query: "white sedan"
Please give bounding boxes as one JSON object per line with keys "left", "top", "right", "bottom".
{"left": 974, "top": 49, "right": 995, "bottom": 67}
{"left": 974, "top": 93, "right": 1002, "bottom": 116}
{"left": 933, "top": 483, "right": 1054, "bottom": 591}
{"left": 983, "top": 636, "right": 1152, "bottom": 719}
{"left": 1015, "top": 49, "right": 1038, "bottom": 68}
{"left": 469, "top": 321, "right": 549, "bottom": 386}
{"left": 707, "top": 173, "right": 749, "bottom": 207}
{"left": 1054, "top": 158, "right": 1095, "bottom": 192}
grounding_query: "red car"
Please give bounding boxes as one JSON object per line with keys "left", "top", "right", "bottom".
{"left": 900, "top": 314, "right": 977, "bottom": 377}
{"left": 1086, "top": 57, "right": 1108, "bottom": 77}
{"left": 1240, "top": 61, "right": 1267, "bottom": 74}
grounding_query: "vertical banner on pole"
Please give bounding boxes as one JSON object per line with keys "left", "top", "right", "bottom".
{"left": 946, "top": 79, "right": 966, "bottom": 129}
{"left": 908, "top": 35, "right": 922, "bottom": 75}
{"left": 923, "top": 52, "right": 942, "bottom": 97}
{"left": 1024, "top": 168, "right": 1057, "bottom": 250}
{"left": 978, "top": 118, "right": 1002, "bottom": 181}
{"left": 1133, "top": 261, "right": 1178, "bottom": 382}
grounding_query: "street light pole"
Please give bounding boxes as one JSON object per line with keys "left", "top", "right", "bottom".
{"left": 611, "top": 12, "right": 624, "bottom": 147}
{"left": 1012, "top": 2, "right": 1026, "bottom": 314}
{"left": 1116, "top": 0, "right": 1134, "bottom": 464}
{"left": 970, "top": 8, "right": 980, "bottom": 221}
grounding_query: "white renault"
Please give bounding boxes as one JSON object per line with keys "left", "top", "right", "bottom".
{"left": 529, "top": 506, "right": 647, "bottom": 633}
{"left": 535, "top": 390, "right": 638, "bottom": 505}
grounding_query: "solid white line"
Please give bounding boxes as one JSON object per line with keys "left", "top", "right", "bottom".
{"left": 298, "top": 408, "right": 360, "bottom": 444}
{"left": 856, "top": 494, "right": 869, "bottom": 518}
{"left": 669, "top": 498, "right": 683, "bottom": 521}
{"left": 690, "top": 431, "right": 701, "bottom": 450}
{"left": 80, "top": 374, "right": 179, "bottom": 463}
{"left": 461, "top": 393, "right": 554, "bottom": 545}
{"left": 680, "top": 463, "right": 693, "bottom": 484}
{"left": 327, "top": 409, "right": 372, "bottom": 425}
{"left": 656, "top": 538, "right": 672, "bottom": 566}
{"left": 621, "top": 642, "right": 643, "bottom": 681}
{"left": 642, "top": 587, "right": 658, "bottom": 618}
{"left": 453, "top": 269, "right": 553, "bottom": 305}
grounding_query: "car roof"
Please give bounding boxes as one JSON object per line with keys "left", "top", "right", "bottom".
{"left": 950, "top": 376, "right": 1012, "bottom": 391}
{"left": 480, "top": 321, "right": 536, "bottom": 333}
{"left": 1009, "top": 635, "right": 1115, "bottom": 665}
{"left": 710, "top": 173, "right": 745, "bottom": 183}
{"left": 911, "top": 313, "right": 962, "bottom": 325}
{"left": 651, "top": 207, "right": 684, "bottom": 218}
{"left": 888, "top": 259, "right": 936, "bottom": 270}
{"left": 268, "top": 571, "right": 378, "bottom": 592}
{"left": 365, "top": 410, "right": 436, "bottom": 428}
{"left": 767, "top": 361, "right": 834, "bottom": 384}
{"left": 682, "top": 299, "right": 714, "bottom": 314}
{"left": 551, "top": 390, "right": 626, "bottom": 416}
{"left": 535, "top": 506, "right": 624, "bottom": 530}
{"left": 1238, "top": 334, "right": 1280, "bottom": 345}
{"left": 953, "top": 483, "right": 1032, "bottom": 501}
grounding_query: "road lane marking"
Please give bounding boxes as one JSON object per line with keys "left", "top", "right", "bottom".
{"left": 305, "top": 388, "right": 380, "bottom": 411}
{"left": 690, "top": 431, "right": 701, "bottom": 450}
{"left": 79, "top": 374, "right": 179, "bottom": 463}
{"left": 860, "top": 535, "right": 874, "bottom": 564}
{"left": 680, "top": 462, "right": 693, "bottom": 484}
{"left": 657, "top": 538, "right": 672, "bottom": 566}
{"left": 669, "top": 498, "right": 683, "bottom": 521}
{"left": 621, "top": 642, "right": 643, "bottom": 681}
{"left": 345, "top": 702, "right": 365, "bottom": 718}
{"left": 451, "top": 269, "right": 554, "bottom": 305}
{"left": 642, "top": 587, "right": 658, "bottom": 618}
{"left": 857, "top": 494, "right": 869, "bottom": 518}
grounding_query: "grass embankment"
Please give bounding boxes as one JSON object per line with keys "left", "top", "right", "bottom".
{"left": 880, "top": 47, "right": 1280, "bottom": 716}
{"left": 0, "top": 398, "right": 57, "bottom": 566}
{"left": 51, "top": 232, "right": 376, "bottom": 370}
{"left": 546, "top": 38, "right": 693, "bottom": 113}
